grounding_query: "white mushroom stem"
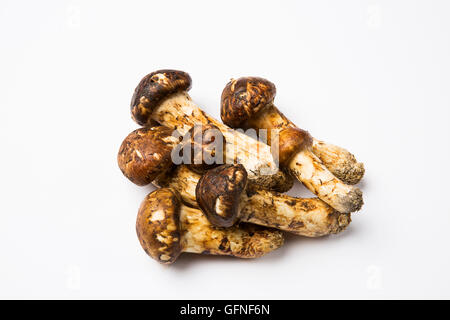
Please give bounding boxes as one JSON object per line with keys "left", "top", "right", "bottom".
{"left": 287, "top": 149, "right": 363, "bottom": 213}
{"left": 155, "top": 166, "right": 351, "bottom": 237}
{"left": 179, "top": 205, "right": 284, "bottom": 258}
{"left": 151, "top": 92, "right": 285, "bottom": 187}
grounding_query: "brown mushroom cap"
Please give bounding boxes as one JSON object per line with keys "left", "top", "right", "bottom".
{"left": 117, "top": 126, "right": 180, "bottom": 186}
{"left": 181, "top": 123, "right": 226, "bottom": 174}
{"left": 221, "top": 77, "right": 276, "bottom": 128}
{"left": 196, "top": 164, "right": 248, "bottom": 228}
{"left": 136, "top": 188, "right": 182, "bottom": 264}
{"left": 131, "top": 70, "right": 192, "bottom": 126}
{"left": 273, "top": 127, "right": 313, "bottom": 167}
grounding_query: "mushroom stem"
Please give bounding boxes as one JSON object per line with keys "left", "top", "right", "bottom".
{"left": 179, "top": 205, "right": 284, "bottom": 258}
{"left": 155, "top": 166, "right": 351, "bottom": 237}
{"left": 241, "top": 188, "right": 351, "bottom": 237}
{"left": 150, "top": 92, "right": 289, "bottom": 190}
{"left": 287, "top": 149, "right": 363, "bottom": 213}
{"left": 245, "top": 103, "right": 365, "bottom": 185}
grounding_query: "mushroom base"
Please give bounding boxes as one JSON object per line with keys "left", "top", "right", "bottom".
{"left": 312, "top": 139, "right": 365, "bottom": 185}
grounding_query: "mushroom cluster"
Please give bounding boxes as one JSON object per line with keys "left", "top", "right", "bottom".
{"left": 118, "top": 70, "right": 365, "bottom": 265}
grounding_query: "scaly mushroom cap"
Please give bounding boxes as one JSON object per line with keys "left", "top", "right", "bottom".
{"left": 196, "top": 164, "right": 248, "bottom": 228}
{"left": 117, "top": 126, "right": 179, "bottom": 186}
{"left": 136, "top": 188, "right": 182, "bottom": 264}
{"left": 131, "top": 70, "right": 192, "bottom": 126}
{"left": 273, "top": 127, "right": 313, "bottom": 167}
{"left": 182, "top": 124, "right": 226, "bottom": 174}
{"left": 221, "top": 77, "right": 276, "bottom": 128}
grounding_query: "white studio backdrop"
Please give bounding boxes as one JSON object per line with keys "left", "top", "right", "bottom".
{"left": 0, "top": 0, "right": 449, "bottom": 299}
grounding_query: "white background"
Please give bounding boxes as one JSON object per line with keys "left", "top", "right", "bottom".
{"left": 1, "top": 0, "right": 449, "bottom": 299}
